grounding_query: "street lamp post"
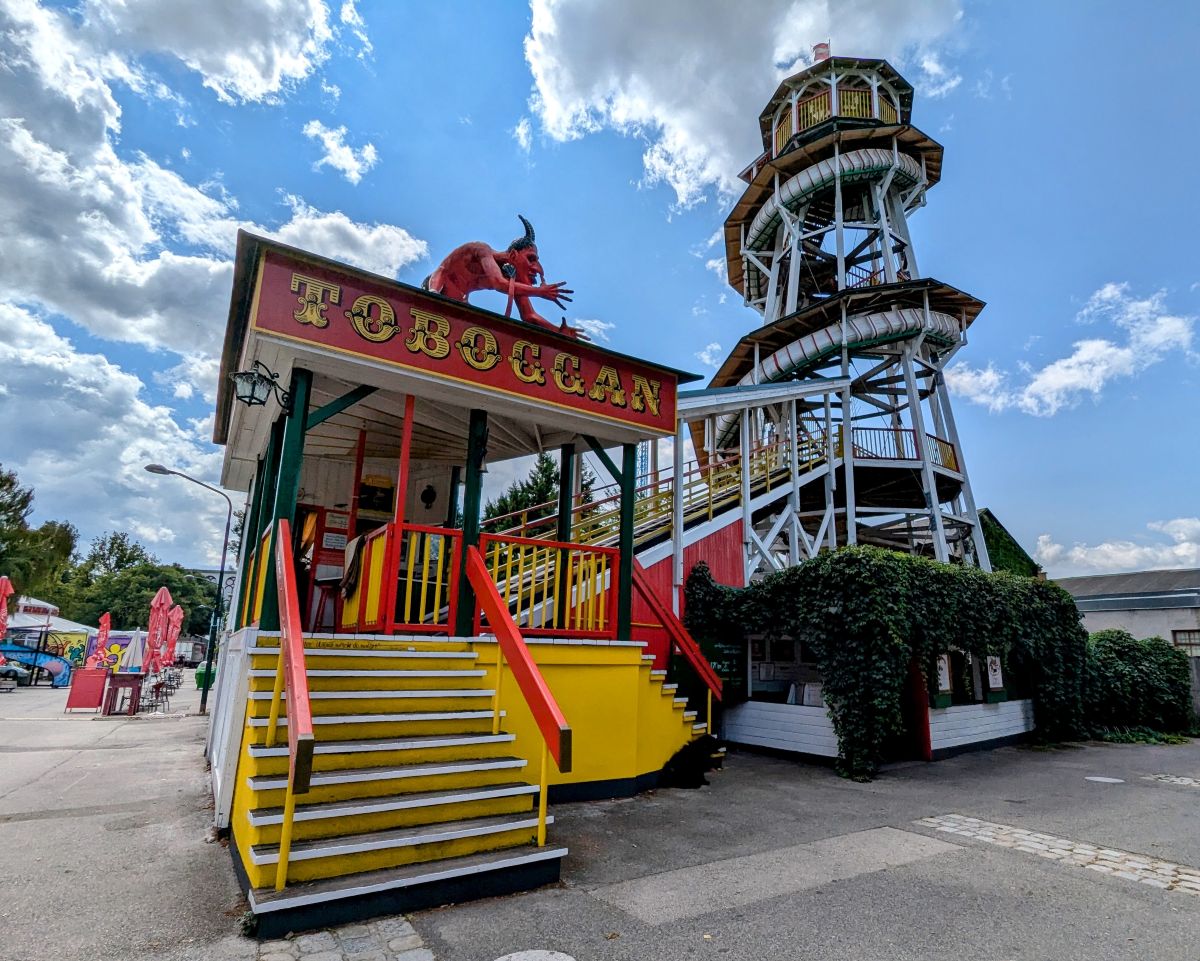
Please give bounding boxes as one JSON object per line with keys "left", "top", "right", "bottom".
{"left": 144, "top": 464, "right": 232, "bottom": 714}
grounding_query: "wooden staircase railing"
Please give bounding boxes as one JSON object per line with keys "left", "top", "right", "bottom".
{"left": 263, "top": 518, "right": 315, "bottom": 890}
{"left": 465, "top": 545, "right": 571, "bottom": 846}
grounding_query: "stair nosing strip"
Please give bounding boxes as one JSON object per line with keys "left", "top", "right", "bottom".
{"left": 248, "top": 710, "right": 500, "bottom": 726}
{"left": 247, "top": 846, "right": 569, "bottom": 913}
{"left": 247, "top": 733, "right": 516, "bottom": 757}
{"left": 248, "top": 689, "right": 496, "bottom": 700}
{"left": 247, "top": 783, "right": 539, "bottom": 826}
{"left": 247, "top": 757, "right": 528, "bottom": 791}
{"left": 249, "top": 814, "right": 555, "bottom": 865}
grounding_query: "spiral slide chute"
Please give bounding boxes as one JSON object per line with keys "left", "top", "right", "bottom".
{"left": 0, "top": 642, "right": 74, "bottom": 688}
{"left": 743, "top": 149, "right": 923, "bottom": 301}
{"left": 715, "top": 307, "right": 961, "bottom": 448}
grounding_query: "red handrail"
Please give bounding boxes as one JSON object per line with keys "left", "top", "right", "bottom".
{"left": 465, "top": 545, "right": 572, "bottom": 772}
{"left": 632, "top": 559, "right": 723, "bottom": 701}
{"left": 274, "top": 519, "right": 314, "bottom": 793}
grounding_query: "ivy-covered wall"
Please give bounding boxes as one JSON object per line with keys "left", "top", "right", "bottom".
{"left": 684, "top": 547, "right": 1092, "bottom": 779}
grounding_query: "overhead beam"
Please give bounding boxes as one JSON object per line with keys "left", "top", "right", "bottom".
{"left": 306, "top": 384, "right": 378, "bottom": 431}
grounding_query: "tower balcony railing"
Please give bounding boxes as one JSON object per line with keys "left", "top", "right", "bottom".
{"left": 837, "top": 426, "right": 959, "bottom": 472}
{"left": 774, "top": 86, "right": 901, "bottom": 157}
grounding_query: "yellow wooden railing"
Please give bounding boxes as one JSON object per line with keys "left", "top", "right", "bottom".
{"left": 774, "top": 111, "right": 793, "bottom": 155}
{"left": 478, "top": 533, "right": 617, "bottom": 639}
{"left": 397, "top": 524, "right": 461, "bottom": 631}
{"left": 796, "top": 89, "right": 832, "bottom": 132}
{"left": 880, "top": 98, "right": 898, "bottom": 124}
{"left": 838, "top": 87, "right": 872, "bottom": 120}
{"left": 791, "top": 86, "right": 901, "bottom": 137}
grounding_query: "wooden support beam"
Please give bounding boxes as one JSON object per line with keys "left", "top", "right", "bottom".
{"left": 305, "top": 384, "right": 377, "bottom": 431}
{"left": 454, "top": 409, "right": 488, "bottom": 635}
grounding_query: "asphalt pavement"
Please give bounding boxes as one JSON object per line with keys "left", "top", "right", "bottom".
{"left": 2, "top": 680, "right": 1199, "bottom": 961}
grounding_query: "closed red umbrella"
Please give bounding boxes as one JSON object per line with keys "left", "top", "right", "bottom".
{"left": 144, "top": 587, "right": 173, "bottom": 675}
{"left": 164, "top": 605, "right": 184, "bottom": 665}
{"left": 0, "top": 575, "right": 13, "bottom": 642}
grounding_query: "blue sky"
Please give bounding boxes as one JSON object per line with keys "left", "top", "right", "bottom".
{"left": 0, "top": 0, "right": 1196, "bottom": 577}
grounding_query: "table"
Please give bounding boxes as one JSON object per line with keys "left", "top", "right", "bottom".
{"left": 101, "top": 673, "right": 144, "bottom": 716}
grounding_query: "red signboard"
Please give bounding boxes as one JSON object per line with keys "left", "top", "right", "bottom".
{"left": 249, "top": 250, "right": 678, "bottom": 435}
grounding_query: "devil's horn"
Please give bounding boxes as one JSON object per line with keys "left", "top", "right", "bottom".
{"left": 517, "top": 214, "right": 535, "bottom": 244}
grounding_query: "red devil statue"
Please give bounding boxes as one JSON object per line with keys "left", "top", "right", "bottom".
{"left": 423, "top": 215, "right": 584, "bottom": 338}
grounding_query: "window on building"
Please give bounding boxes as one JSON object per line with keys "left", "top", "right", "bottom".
{"left": 1172, "top": 630, "right": 1200, "bottom": 655}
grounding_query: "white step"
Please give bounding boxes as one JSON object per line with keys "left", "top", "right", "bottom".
{"left": 247, "top": 756, "right": 527, "bottom": 792}
{"left": 248, "top": 844, "right": 568, "bottom": 914}
{"left": 673, "top": 698, "right": 687, "bottom": 706}
{"left": 248, "top": 732, "right": 515, "bottom": 759}
{"left": 249, "top": 669, "right": 486, "bottom": 679}
{"left": 683, "top": 710, "right": 698, "bottom": 720}
{"left": 692, "top": 722, "right": 708, "bottom": 732}
{"left": 248, "top": 647, "right": 476, "bottom": 660}
{"left": 247, "top": 782, "right": 539, "bottom": 827}
{"left": 248, "top": 689, "right": 494, "bottom": 701}
{"left": 650, "top": 670, "right": 667, "bottom": 679}
{"left": 248, "top": 812, "right": 554, "bottom": 865}
{"left": 248, "top": 710, "right": 501, "bottom": 727}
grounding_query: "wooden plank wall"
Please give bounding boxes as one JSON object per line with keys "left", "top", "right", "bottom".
{"left": 928, "top": 699, "right": 1034, "bottom": 750}
{"left": 723, "top": 700, "right": 839, "bottom": 757}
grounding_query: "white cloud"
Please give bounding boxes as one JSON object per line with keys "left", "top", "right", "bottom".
{"left": 302, "top": 120, "right": 378, "bottom": 184}
{"left": 513, "top": 116, "right": 533, "bottom": 152}
{"left": 917, "top": 52, "right": 961, "bottom": 98}
{"left": 339, "top": 0, "right": 372, "bottom": 59}
{"left": 575, "top": 318, "right": 615, "bottom": 342}
{"left": 1037, "top": 518, "right": 1200, "bottom": 576}
{"left": 947, "top": 282, "right": 1194, "bottom": 416}
{"left": 0, "top": 304, "right": 233, "bottom": 566}
{"left": 79, "top": 0, "right": 342, "bottom": 104}
{"left": 523, "top": 0, "right": 964, "bottom": 207}
{"left": 696, "top": 342, "right": 723, "bottom": 367}
{"left": 705, "top": 257, "right": 728, "bottom": 281}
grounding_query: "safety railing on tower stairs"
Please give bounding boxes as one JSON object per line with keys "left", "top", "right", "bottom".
{"left": 481, "top": 432, "right": 828, "bottom": 553}
{"left": 836, "top": 426, "right": 960, "bottom": 472}
{"left": 263, "top": 518, "right": 314, "bottom": 891}
{"left": 465, "top": 545, "right": 571, "bottom": 847}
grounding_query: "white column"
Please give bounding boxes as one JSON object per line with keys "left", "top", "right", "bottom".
{"left": 935, "top": 369, "right": 992, "bottom": 571}
{"left": 671, "top": 418, "right": 686, "bottom": 612}
{"left": 788, "top": 398, "right": 801, "bottom": 564}
{"left": 740, "top": 407, "right": 753, "bottom": 580}
{"left": 834, "top": 143, "right": 846, "bottom": 290}
{"left": 901, "top": 345, "right": 949, "bottom": 562}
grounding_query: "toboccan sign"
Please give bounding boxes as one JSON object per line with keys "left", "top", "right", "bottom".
{"left": 249, "top": 248, "right": 679, "bottom": 435}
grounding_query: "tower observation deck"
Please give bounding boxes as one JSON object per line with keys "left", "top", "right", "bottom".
{"left": 707, "top": 52, "right": 991, "bottom": 567}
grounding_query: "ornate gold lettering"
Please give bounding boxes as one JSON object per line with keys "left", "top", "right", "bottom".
{"left": 509, "top": 340, "right": 546, "bottom": 385}
{"left": 290, "top": 273, "right": 340, "bottom": 328}
{"left": 457, "top": 326, "right": 500, "bottom": 371}
{"left": 587, "top": 365, "right": 626, "bottom": 408}
{"left": 405, "top": 308, "right": 451, "bottom": 359}
{"left": 346, "top": 294, "right": 398, "bottom": 343}
{"left": 553, "top": 353, "right": 585, "bottom": 395}
{"left": 629, "top": 374, "right": 661, "bottom": 416}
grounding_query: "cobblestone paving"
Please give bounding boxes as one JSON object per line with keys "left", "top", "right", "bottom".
{"left": 254, "top": 917, "right": 433, "bottom": 961}
{"left": 917, "top": 814, "right": 1200, "bottom": 895}
{"left": 1143, "top": 773, "right": 1200, "bottom": 788}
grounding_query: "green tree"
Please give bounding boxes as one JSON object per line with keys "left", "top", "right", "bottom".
{"left": 62, "top": 561, "right": 218, "bottom": 635}
{"left": 483, "top": 452, "right": 597, "bottom": 526}
{"left": 74, "top": 531, "right": 156, "bottom": 585}
{"left": 0, "top": 465, "right": 76, "bottom": 596}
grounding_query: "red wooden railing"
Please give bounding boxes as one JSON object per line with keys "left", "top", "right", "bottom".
{"left": 466, "top": 545, "right": 572, "bottom": 773}
{"left": 265, "top": 518, "right": 314, "bottom": 890}
{"left": 632, "top": 560, "right": 723, "bottom": 702}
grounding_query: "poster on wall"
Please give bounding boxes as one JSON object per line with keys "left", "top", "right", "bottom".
{"left": 986, "top": 655, "right": 1004, "bottom": 689}
{"left": 936, "top": 654, "right": 952, "bottom": 693}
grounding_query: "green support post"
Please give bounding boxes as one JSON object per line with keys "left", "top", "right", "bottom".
{"left": 617, "top": 442, "right": 636, "bottom": 640}
{"left": 233, "top": 455, "right": 266, "bottom": 630}
{"left": 259, "top": 368, "right": 312, "bottom": 631}
{"left": 454, "top": 409, "right": 488, "bottom": 636}
{"left": 555, "top": 443, "right": 575, "bottom": 628}
{"left": 238, "top": 416, "right": 284, "bottom": 629}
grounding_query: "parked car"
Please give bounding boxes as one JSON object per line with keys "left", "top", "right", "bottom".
{"left": 0, "top": 662, "right": 32, "bottom": 686}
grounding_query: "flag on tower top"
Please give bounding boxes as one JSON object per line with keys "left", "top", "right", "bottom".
{"left": 812, "top": 41, "right": 831, "bottom": 62}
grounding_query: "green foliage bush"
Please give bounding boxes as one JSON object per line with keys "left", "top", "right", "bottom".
{"left": 684, "top": 547, "right": 1092, "bottom": 779}
{"left": 1087, "top": 629, "right": 1193, "bottom": 733}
